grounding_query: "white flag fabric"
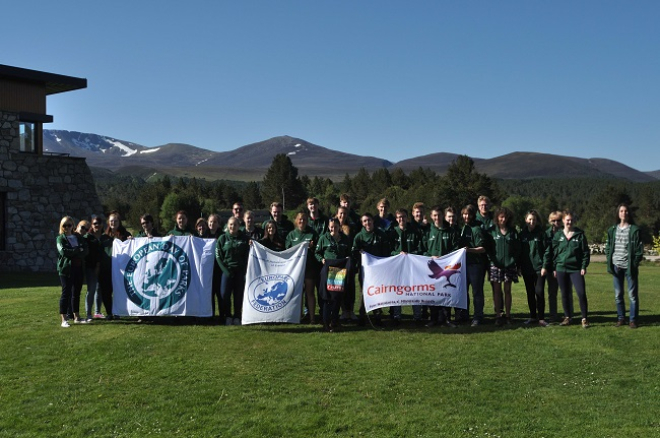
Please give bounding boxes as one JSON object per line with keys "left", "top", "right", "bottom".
{"left": 241, "top": 241, "right": 307, "bottom": 325}
{"left": 112, "top": 236, "right": 215, "bottom": 317}
{"left": 361, "top": 248, "right": 467, "bottom": 313}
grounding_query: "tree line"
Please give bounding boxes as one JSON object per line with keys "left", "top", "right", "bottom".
{"left": 96, "top": 154, "right": 660, "bottom": 244}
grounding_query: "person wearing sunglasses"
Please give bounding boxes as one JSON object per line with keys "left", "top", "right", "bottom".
{"left": 56, "top": 216, "right": 89, "bottom": 327}
{"left": 77, "top": 220, "right": 100, "bottom": 322}
{"left": 135, "top": 214, "right": 161, "bottom": 238}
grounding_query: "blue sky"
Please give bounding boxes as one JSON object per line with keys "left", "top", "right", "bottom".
{"left": 4, "top": 1, "right": 659, "bottom": 171}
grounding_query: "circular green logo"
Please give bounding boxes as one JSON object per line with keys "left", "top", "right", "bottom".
{"left": 124, "top": 241, "right": 191, "bottom": 313}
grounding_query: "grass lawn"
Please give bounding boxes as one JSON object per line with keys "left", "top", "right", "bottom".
{"left": 1, "top": 262, "right": 659, "bottom": 438}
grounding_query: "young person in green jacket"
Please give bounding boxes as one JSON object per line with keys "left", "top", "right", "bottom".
{"left": 519, "top": 210, "right": 549, "bottom": 327}
{"left": 78, "top": 219, "right": 100, "bottom": 322}
{"left": 98, "top": 211, "right": 132, "bottom": 321}
{"left": 544, "top": 211, "right": 568, "bottom": 322}
{"left": 263, "top": 202, "right": 294, "bottom": 242}
{"left": 307, "top": 197, "right": 328, "bottom": 237}
{"left": 286, "top": 212, "right": 320, "bottom": 324}
{"left": 486, "top": 206, "right": 521, "bottom": 326}
{"left": 215, "top": 217, "right": 251, "bottom": 326}
{"left": 352, "top": 212, "right": 392, "bottom": 326}
{"left": 550, "top": 210, "right": 590, "bottom": 328}
{"left": 57, "top": 216, "right": 89, "bottom": 327}
{"left": 135, "top": 214, "right": 162, "bottom": 238}
{"left": 337, "top": 206, "right": 358, "bottom": 322}
{"left": 391, "top": 208, "right": 424, "bottom": 324}
{"left": 605, "top": 204, "right": 643, "bottom": 328}
{"left": 459, "top": 204, "right": 487, "bottom": 327}
{"left": 425, "top": 205, "right": 459, "bottom": 328}
{"left": 168, "top": 210, "right": 193, "bottom": 236}
{"left": 315, "top": 218, "right": 353, "bottom": 331}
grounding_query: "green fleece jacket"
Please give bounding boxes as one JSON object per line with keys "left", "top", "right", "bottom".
{"left": 519, "top": 226, "right": 550, "bottom": 274}
{"left": 425, "top": 222, "right": 458, "bottom": 257}
{"left": 459, "top": 223, "right": 486, "bottom": 265}
{"left": 286, "top": 226, "right": 320, "bottom": 271}
{"left": 604, "top": 224, "right": 643, "bottom": 276}
{"left": 550, "top": 227, "right": 590, "bottom": 273}
{"left": 486, "top": 228, "right": 521, "bottom": 270}
{"left": 352, "top": 228, "right": 391, "bottom": 265}
{"left": 56, "top": 233, "right": 89, "bottom": 277}
{"left": 390, "top": 225, "right": 424, "bottom": 256}
{"left": 315, "top": 232, "right": 352, "bottom": 263}
{"left": 168, "top": 226, "right": 192, "bottom": 236}
{"left": 215, "top": 232, "right": 250, "bottom": 276}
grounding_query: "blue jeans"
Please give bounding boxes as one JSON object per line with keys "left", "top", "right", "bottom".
{"left": 84, "top": 268, "right": 102, "bottom": 317}
{"left": 221, "top": 271, "right": 245, "bottom": 319}
{"left": 613, "top": 266, "right": 638, "bottom": 322}
{"left": 466, "top": 263, "right": 486, "bottom": 320}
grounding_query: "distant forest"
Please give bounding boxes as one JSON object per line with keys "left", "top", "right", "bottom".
{"left": 96, "top": 154, "right": 660, "bottom": 244}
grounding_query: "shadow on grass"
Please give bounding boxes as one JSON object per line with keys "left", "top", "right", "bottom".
{"left": 0, "top": 272, "right": 60, "bottom": 289}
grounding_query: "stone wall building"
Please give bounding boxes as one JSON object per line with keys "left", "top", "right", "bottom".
{"left": 0, "top": 65, "right": 102, "bottom": 272}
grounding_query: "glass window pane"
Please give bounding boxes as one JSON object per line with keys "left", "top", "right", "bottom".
{"left": 19, "top": 122, "right": 35, "bottom": 153}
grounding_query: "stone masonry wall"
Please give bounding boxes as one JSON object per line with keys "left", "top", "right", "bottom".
{"left": 0, "top": 110, "right": 103, "bottom": 272}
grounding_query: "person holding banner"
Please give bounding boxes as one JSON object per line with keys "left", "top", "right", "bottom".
{"left": 337, "top": 206, "right": 358, "bottom": 322}
{"left": 169, "top": 210, "right": 193, "bottom": 236}
{"left": 57, "top": 216, "right": 89, "bottom": 327}
{"left": 135, "top": 214, "right": 161, "bottom": 238}
{"left": 391, "top": 208, "right": 424, "bottom": 324}
{"left": 207, "top": 213, "right": 224, "bottom": 319}
{"left": 99, "top": 211, "right": 132, "bottom": 320}
{"left": 486, "top": 207, "right": 521, "bottom": 326}
{"left": 286, "top": 212, "right": 320, "bottom": 324}
{"left": 352, "top": 212, "right": 392, "bottom": 326}
{"left": 459, "top": 205, "right": 487, "bottom": 327}
{"left": 216, "top": 217, "right": 250, "bottom": 325}
{"left": 425, "top": 205, "right": 459, "bottom": 328}
{"left": 195, "top": 217, "right": 210, "bottom": 237}
{"left": 315, "top": 218, "right": 353, "bottom": 331}
{"left": 260, "top": 220, "right": 286, "bottom": 252}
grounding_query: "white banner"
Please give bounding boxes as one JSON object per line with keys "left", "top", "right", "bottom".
{"left": 112, "top": 236, "right": 216, "bottom": 317}
{"left": 242, "top": 241, "right": 307, "bottom": 325}
{"left": 361, "top": 248, "right": 467, "bottom": 313}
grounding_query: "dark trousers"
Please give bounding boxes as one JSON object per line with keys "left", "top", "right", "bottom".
{"left": 430, "top": 306, "right": 451, "bottom": 323}
{"left": 211, "top": 265, "right": 223, "bottom": 318}
{"left": 556, "top": 271, "right": 588, "bottom": 319}
{"left": 221, "top": 271, "right": 245, "bottom": 319}
{"left": 59, "top": 267, "right": 84, "bottom": 315}
{"left": 522, "top": 271, "right": 545, "bottom": 320}
{"left": 98, "top": 267, "right": 113, "bottom": 316}
{"left": 323, "top": 295, "right": 343, "bottom": 325}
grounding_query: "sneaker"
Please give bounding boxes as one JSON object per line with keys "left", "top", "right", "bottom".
{"left": 559, "top": 317, "right": 571, "bottom": 326}
{"left": 471, "top": 319, "right": 481, "bottom": 327}
{"left": 444, "top": 320, "right": 457, "bottom": 328}
{"left": 61, "top": 321, "right": 70, "bottom": 328}
{"left": 524, "top": 318, "right": 537, "bottom": 325}
{"left": 581, "top": 318, "right": 590, "bottom": 329}
{"left": 629, "top": 321, "right": 638, "bottom": 329}
{"left": 93, "top": 313, "right": 106, "bottom": 319}
{"left": 538, "top": 320, "right": 549, "bottom": 327}
{"left": 615, "top": 319, "right": 626, "bottom": 327}
{"left": 495, "top": 316, "right": 504, "bottom": 327}
{"left": 233, "top": 317, "right": 242, "bottom": 326}
{"left": 225, "top": 317, "right": 233, "bottom": 326}
{"left": 350, "top": 312, "right": 359, "bottom": 321}
{"left": 74, "top": 318, "right": 89, "bottom": 324}
{"left": 506, "top": 318, "right": 513, "bottom": 326}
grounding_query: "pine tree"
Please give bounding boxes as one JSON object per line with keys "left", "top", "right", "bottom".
{"left": 261, "top": 154, "right": 306, "bottom": 210}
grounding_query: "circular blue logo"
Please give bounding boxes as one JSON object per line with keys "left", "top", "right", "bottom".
{"left": 123, "top": 241, "right": 191, "bottom": 312}
{"left": 248, "top": 274, "right": 295, "bottom": 313}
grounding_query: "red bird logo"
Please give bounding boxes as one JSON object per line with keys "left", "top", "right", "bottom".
{"left": 428, "top": 260, "right": 461, "bottom": 288}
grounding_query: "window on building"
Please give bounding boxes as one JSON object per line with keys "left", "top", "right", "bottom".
{"left": 19, "top": 122, "right": 36, "bottom": 153}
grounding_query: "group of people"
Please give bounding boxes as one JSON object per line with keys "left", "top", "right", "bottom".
{"left": 56, "top": 195, "right": 643, "bottom": 331}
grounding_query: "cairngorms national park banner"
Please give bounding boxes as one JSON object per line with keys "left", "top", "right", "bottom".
{"left": 242, "top": 241, "right": 307, "bottom": 325}
{"left": 361, "top": 249, "right": 468, "bottom": 313}
{"left": 112, "top": 236, "right": 216, "bottom": 317}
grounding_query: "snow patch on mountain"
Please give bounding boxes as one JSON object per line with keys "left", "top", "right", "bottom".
{"left": 104, "top": 139, "right": 138, "bottom": 157}
{"left": 196, "top": 158, "right": 209, "bottom": 166}
{"left": 139, "top": 148, "right": 160, "bottom": 154}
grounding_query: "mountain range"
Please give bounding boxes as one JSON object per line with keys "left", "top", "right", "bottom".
{"left": 43, "top": 130, "right": 658, "bottom": 182}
